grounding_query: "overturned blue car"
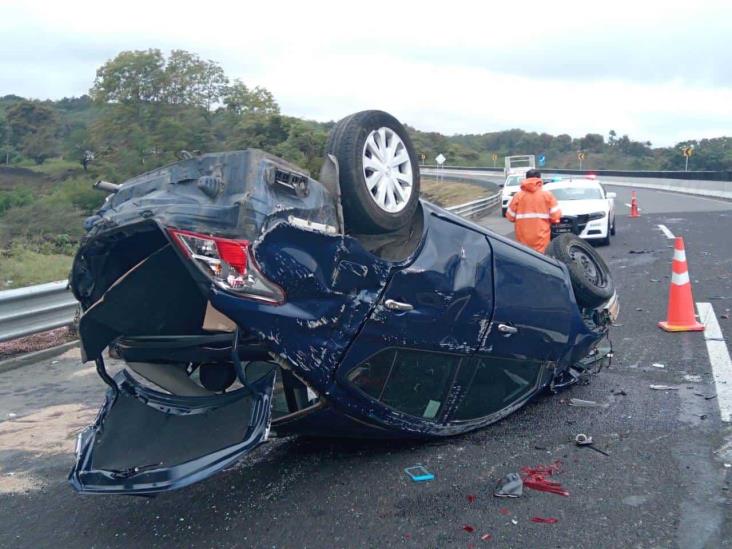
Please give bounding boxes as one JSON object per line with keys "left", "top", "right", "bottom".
{"left": 69, "top": 110, "right": 618, "bottom": 495}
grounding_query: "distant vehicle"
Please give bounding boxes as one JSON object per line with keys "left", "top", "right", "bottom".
{"left": 500, "top": 173, "right": 524, "bottom": 216}
{"left": 544, "top": 177, "right": 616, "bottom": 246}
{"left": 67, "top": 112, "right": 617, "bottom": 495}
{"left": 503, "top": 155, "right": 535, "bottom": 177}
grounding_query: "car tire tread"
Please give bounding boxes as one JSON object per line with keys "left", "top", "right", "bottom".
{"left": 326, "top": 110, "right": 420, "bottom": 234}
{"left": 547, "top": 234, "right": 615, "bottom": 308}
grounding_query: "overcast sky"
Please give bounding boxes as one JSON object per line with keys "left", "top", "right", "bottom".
{"left": 1, "top": 0, "right": 730, "bottom": 146}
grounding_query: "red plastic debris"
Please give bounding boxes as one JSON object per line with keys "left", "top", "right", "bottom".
{"left": 467, "top": 494, "right": 477, "bottom": 504}
{"left": 404, "top": 533, "right": 411, "bottom": 540}
{"left": 520, "top": 460, "right": 562, "bottom": 477}
{"left": 463, "top": 525, "right": 476, "bottom": 533}
{"left": 531, "top": 517, "right": 559, "bottom": 524}
{"left": 520, "top": 460, "right": 569, "bottom": 497}
{"left": 499, "top": 508, "right": 511, "bottom": 516}
{"left": 481, "top": 533, "right": 493, "bottom": 542}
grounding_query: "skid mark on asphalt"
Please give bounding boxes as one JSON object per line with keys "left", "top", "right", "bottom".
{"left": 697, "top": 302, "right": 732, "bottom": 422}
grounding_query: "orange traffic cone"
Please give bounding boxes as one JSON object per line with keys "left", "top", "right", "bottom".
{"left": 658, "top": 237, "right": 705, "bottom": 332}
{"left": 630, "top": 191, "right": 640, "bottom": 218}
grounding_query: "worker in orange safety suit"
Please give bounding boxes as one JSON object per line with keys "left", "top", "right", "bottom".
{"left": 505, "top": 169, "right": 561, "bottom": 253}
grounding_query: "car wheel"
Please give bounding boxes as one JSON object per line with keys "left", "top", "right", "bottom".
{"left": 502, "top": 207, "right": 507, "bottom": 217}
{"left": 326, "top": 110, "right": 420, "bottom": 234}
{"left": 546, "top": 234, "right": 615, "bottom": 308}
{"left": 610, "top": 217, "right": 616, "bottom": 236}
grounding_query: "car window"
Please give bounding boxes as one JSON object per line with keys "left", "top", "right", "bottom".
{"left": 348, "top": 349, "right": 460, "bottom": 420}
{"left": 549, "top": 187, "right": 604, "bottom": 200}
{"left": 452, "top": 357, "right": 541, "bottom": 421}
{"left": 348, "top": 350, "right": 395, "bottom": 400}
{"left": 505, "top": 176, "right": 522, "bottom": 187}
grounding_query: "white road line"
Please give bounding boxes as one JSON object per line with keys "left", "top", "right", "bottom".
{"left": 697, "top": 302, "right": 732, "bottom": 422}
{"left": 658, "top": 224, "right": 675, "bottom": 239}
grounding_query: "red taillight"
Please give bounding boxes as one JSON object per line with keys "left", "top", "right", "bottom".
{"left": 215, "top": 239, "right": 248, "bottom": 274}
{"left": 166, "top": 228, "right": 284, "bottom": 304}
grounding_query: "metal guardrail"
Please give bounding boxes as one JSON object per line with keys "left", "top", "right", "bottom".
{"left": 446, "top": 191, "right": 502, "bottom": 218}
{"left": 0, "top": 281, "right": 78, "bottom": 343}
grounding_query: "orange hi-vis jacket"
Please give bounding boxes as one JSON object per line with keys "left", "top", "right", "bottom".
{"left": 505, "top": 177, "right": 561, "bottom": 253}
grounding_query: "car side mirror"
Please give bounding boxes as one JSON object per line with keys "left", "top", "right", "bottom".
{"left": 607, "top": 192, "right": 616, "bottom": 198}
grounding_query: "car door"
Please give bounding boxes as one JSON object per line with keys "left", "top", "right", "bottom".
{"left": 440, "top": 236, "right": 577, "bottom": 425}
{"left": 337, "top": 210, "right": 494, "bottom": 426}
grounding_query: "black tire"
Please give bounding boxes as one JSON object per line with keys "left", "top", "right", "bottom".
{"left": 326, "top": 110, "right": 420, "bottom": 233}
{"left": 546, "top": 234, "right": 614, "bottom": 308}
{"left": 501, "top": 207, "right": 507, "bottom": 217}
{"left": 610, "top": 217, "right": 616, "bottom": 236}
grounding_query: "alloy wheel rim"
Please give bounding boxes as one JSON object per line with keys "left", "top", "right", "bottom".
{"left": 362, "top": 127, "right": 413, "bottom": 213}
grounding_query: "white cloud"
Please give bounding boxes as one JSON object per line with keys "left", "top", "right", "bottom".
{"left": 1, "top": 0, "right": 731, "bottom": 145}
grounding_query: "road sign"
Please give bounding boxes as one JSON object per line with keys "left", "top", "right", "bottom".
{"left": 577, "top": 151, "right": 586, "bottom": 170}
{"left": 538, "top": 154, "right": 546, "bottom": 167}
{"left": 491, "top": 153, "right": 498, "bottom": 161}
{"left": 420, "top": 153, "right": 426, "bottom": 162}
{"left": 435, "top": 153, "right": 446, "bottom": 165}
{"left": 682, "top": 145, "right": 694, "bottom": 171}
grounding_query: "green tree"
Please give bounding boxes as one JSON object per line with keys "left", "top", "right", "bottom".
{"left": 164, "top": 50, "right": 228, "bottom": 115}
{"left": 91, "top": 49, "right": 166, "bottom": 104}
{"left": 223, "top": 80, "right": 280, "bottom": 115}
{"left": 0, "top": 114, "right": 13, "bottom": 164}
{"left": 6, "top": 100, "right": 60, "bottom": 163}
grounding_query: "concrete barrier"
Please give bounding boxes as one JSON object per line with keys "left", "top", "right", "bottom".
{"left": 590, "top": 175, "right": 732, "bottom": 200}
{"left": 422, "top": 167, "right": 732, "bottom": 200}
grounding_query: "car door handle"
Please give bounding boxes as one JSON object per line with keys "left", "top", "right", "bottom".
{"left": 384, "top": 299, "right": 414, "bottom": 312}
{"left": 497, "top": 323, "right": 518, "bottom": 335}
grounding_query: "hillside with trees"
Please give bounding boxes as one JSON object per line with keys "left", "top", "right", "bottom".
{"left": 0, "top": 48, "right": 730, "bottom": 288}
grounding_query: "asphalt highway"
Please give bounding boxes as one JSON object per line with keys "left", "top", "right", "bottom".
{"left": 1, "top": 186, "right": 731, "bottom": 548}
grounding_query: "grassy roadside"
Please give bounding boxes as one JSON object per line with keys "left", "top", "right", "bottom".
{"left": 421, "top": 177, "right": 492, "bottom": 207}
{"left": 0, "top": 247, "right": 72, "bottom": 289}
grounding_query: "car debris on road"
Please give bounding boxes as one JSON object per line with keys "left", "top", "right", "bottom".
{"left": 494, "top": 472, "right": 523, "bottom": 498}
{"left": 531, "top": 517, "right": 559, "bottom": 524}
{"left": 575, "top": 433, "right": 610, "bottom": 456}
{"left": 520, "top": 461, "right": 569, "bottom": 496}
{"left": 404, "top": 465, "right": 434, "bottom": 482}
{"left": 568, "top": 398, "right": 607, "bottom": 408}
